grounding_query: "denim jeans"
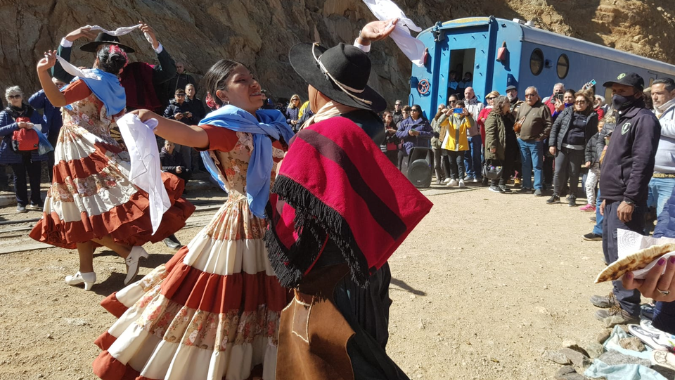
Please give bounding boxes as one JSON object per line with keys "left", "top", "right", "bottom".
{"left": 463, "top": 135, "right": 483, "bottom": 179}
{"left": 10, "top": 160, "right": 43, "bottom": 206}
{"left": 603, "top": 200, "right": 644, "bottom": 317}
{"left": 647, "top": 177, "right": 675, "bottom": 217}
{"left": 518, "top": 139, "right": 543, "bottom": 190}
{"left": 593, "top": 189, "right": 603, "bottom": 236}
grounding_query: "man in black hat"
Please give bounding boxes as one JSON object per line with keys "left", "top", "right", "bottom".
{"left": 52, "top": 23, "right": 177, "bottom": 111}
{"left": 506, "top": 85, "right": 523, "bottom": 114}
{"left": 591, "top": 72, "right": 661, "bottom": 325}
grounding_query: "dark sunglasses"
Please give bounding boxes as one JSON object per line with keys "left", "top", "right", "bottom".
{"left": 486, "top": 97, "right": 494, "bottom": 100}
{"left": 7, "top": 94, "right": 20, "bottom": 99}
{"left": 175, "top": 94, "right": 186, "bottom": 97}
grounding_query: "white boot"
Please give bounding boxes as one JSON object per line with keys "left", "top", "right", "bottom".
{"left": 65, "top": 271, "right": 96, "bottom": 291}
{"left": 124, "top": 246, "right": 149, "bottom": 285}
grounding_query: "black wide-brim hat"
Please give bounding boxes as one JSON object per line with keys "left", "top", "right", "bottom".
{"left": 289, "top": 42, "right": 386, "bottom": 113}
{"left": 80, "top": 32, "right": 135, "bottom": 53}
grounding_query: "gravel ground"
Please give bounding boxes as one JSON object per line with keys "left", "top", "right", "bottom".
{"left": 0, "top": 184, "right": 622, "bottom": 379}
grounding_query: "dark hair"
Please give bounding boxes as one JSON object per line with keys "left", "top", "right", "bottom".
{"left": 175, "top": 88, "right": 185, "bottom": 94}
{"left": 456, "top": 100, "right": 466, "bottom": 108}
{"left": 96, "top": 45, "right": 127, "bottom": 74}
{"left": 202, "top": 59, "right": 244, "bottom": 107}
{"left": 564, "top": 89, "right": 576, "bottom": 97}
{"left": 411, "top": 104, "right": 422, "bottom": 112}
{"left": 653, "top": 78, "right": 675, "bottom": 92}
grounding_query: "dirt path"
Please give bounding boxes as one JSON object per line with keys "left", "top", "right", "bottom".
{"left": 0, "top": 185, "right": 613, "bottom": 379}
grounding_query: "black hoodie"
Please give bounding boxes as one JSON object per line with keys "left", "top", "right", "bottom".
{"left": 599, "top": 99, "right": 661, "bottom": 205}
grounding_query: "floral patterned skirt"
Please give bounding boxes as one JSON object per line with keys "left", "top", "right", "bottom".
{"left": 93, "top": 194, "right": 289, "bottom": 380}
{"left": 29, "top": 123, "right": 194, "bottom": 249}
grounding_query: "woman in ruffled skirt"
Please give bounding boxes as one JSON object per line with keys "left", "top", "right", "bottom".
{"left": 91, "top": 60, "right": 294, "bottom": 380}
{"left": 30, "top": 47, "right": 194, "bottom": 289}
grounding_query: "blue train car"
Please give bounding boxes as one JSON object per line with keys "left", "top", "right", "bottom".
{"left": 409, "top": 16, "right": 675, "bottom": 118}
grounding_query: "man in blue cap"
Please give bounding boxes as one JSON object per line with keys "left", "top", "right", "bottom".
{"left": 592, "top": 72, "right": 661, "bottom": 325}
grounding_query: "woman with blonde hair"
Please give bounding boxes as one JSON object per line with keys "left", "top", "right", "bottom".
{"left": 285, "top": 93, "right": 301, "bottom": 131}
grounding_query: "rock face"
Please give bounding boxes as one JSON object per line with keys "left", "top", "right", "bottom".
{"left": 2, "top": 0, "right": 675, "bottom": 107}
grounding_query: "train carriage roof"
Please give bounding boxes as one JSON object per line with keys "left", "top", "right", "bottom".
{"left": 423, "top": 17, "right": 675, "bottom": 77}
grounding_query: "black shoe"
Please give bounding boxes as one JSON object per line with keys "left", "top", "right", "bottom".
{"left": 546, "top": 195, "right": 560, "bottom": 204}
{"left": 518, "top": 187, "right": 532, "bottom": 193}
{"left": 489, "top": 185, "right": 501, "bottom": 193}
{"left": 533, "top": 189, "right": 543, "bottom": 196}
{"left": 163, "top": 234, "right": 183, "bottom": 249}
{"left": 568, "top": 197, "right": 576, "bottom": 207}
{"left": 499, "top": 185, "right": 511, "bottom": 193}
{"left": 481, "top": 177, "right": 489, "bottom": 186}
{"left": 583, "top": 232, "right": 602, "bottom": 241}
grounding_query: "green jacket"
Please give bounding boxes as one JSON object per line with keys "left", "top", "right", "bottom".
{"left": 484, "top": 112, "right": 506, "bottom": 161}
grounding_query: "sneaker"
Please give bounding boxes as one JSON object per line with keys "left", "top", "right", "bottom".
{"left": 463, "top": 175, "right": 471, "bottom": 181}
{"left": 472, "top": 177, "right": 480, "bottom": 183}
{"left": 583, "top": 232, "right": 602, "bottom": 241}
{"left": 458, "top": 179, "right": 466, "bottom": 188}
{"left": 534, "top": 189, "right": 543, "bottom": 196}
{"left": 590, "top": 292, "right": 617, "bottom": 308}
{"left": 518, "top": 187, "right": 533, "bottom": 193}
{"left": 447, "top": 179, "right": 458, "bottom": 187}
{"left": 568, "top": 198, "right": 577, "bottom": 207}
{"left": 443, "top": 178, "right": 451, "bottom": 184}
{"left": 579, "top": 204, "right": 596, "bottom": 212}
{"left": 499, "top": 185, "right": 511, "bottom": 193}
{"left": 546, "top": 195, "right": 560, "bottom": 204}
{"left": 513, "top": 177, "right": 522, "bottom": 187}
{"left": 26, "top": 203, "right": 42, "bottom": 211}
{"left": 16, "top": 204, "right": 27, "bottom": 213}
{"left": 595, "top": 306, "right": 639, "bottom": 326}
{"left": 489, "top": 185, "right": 501, "bottom": 193}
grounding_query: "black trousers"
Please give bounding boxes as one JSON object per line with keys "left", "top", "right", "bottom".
{"left": 602, "top": 200, "right": 644, "bottom": 317}
{"left": 11, "top": 159, "right": 42, "bottom": 206}
{"left": 445, "top": 150, "right": 466, "bottom": 180}
{"left": 430, "top": 148, "right": 450, "bottom": 180}
{"left": 491, "top": 146, "right": 517, "bottom": 186}
{"left": 553, "top": 147, "right": 584, "bottom": 198}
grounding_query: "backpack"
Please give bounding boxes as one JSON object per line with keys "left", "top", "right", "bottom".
{"left": 11, "top": 117, "right": 39, "bottom": 152}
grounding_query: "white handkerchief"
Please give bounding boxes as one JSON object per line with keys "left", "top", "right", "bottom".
{"left": 85, "top": 24, "right": 141, "bottom": 37}
{"left": 617, "top": 229, "right": 675, "bottom": 279}
{"left": 55, "top": 55, "right": 100, "bottom": 80}
{"left": 362, "top": 0, "right": 426, "bottom": 67}
{"left": 116, "top": 113, "right": 170, "bottom": 234}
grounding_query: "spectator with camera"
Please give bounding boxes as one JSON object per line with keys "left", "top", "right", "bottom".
{"left": 438, "top": 101, "right": 473, "bottom": 188}
{"left": 160, "top": 140, "right": 191, "bottom": 187}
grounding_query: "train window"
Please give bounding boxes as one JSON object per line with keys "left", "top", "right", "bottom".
{"left": 530, "top": 49, "right": 544, "bottom": 76}
{"left": 557, "top": 54, "right": 569, "bottom": 79}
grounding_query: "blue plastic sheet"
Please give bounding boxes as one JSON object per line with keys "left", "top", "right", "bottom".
{"left": 584, "top": 359, "right": 667, "bottom": 380}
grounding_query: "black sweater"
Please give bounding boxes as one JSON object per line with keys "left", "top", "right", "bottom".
{"left": 599, "top": 100, "right": 661, "bottom": 205}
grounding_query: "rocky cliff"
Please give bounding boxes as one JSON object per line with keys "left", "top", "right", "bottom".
{"left": 1, "top": 0, "right": 674, "bottom": 107}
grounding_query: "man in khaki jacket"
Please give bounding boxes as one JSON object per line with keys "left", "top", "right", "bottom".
{"left": 515, "top": 86, "right": 553, "bottom": 196}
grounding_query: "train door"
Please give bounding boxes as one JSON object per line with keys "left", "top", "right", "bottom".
{"left": 436, "top": 25, "right": 492, "bottom": 107}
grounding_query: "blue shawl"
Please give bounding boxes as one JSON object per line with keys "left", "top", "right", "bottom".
{"left": 199, "top": 105, "right": 295, "bottom": 218}
{"left": 63, "top": 69, "right": 126, "bottom": 116}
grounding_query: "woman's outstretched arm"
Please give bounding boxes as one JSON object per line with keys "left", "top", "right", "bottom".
{"left": 132, "top": 109, "right": 209, "bottom": 149}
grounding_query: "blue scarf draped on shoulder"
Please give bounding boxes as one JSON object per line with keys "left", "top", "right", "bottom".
{"left": 63, "top": 68, "right": 126, "bottom": 116}
{"left": 198, "top": 105, "right": 295, "bottom": 218}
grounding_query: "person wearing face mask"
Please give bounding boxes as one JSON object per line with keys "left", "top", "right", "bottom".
{"left": 592, "top": 72, "right": 661, "bottom": 326}
{"left": 463, "top": 87, "right": 483, "bottom": 183}
{"left": 647, "top": 78, "right": 675, "bottom": 218}
{"left": 29, "top": 76, "right": 67, "bottom": 182}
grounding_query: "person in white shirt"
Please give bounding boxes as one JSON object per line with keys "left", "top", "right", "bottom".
{"left": 648, "top": 78, "right": 675, "bottom": 217}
